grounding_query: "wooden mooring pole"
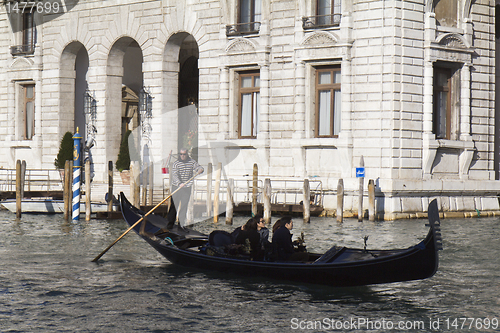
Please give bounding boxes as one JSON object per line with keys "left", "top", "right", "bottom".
{"left": 368, "top": 179, "right": 375, "bottom": 221}
{"left": 206, "top": 163, "right": 212, "bottom": 217}
{"left": 186, "top": 184, "right": 194, "bottom": 225}
{"left": 20, "top": 160, "right": 26, "bottom": 199}
{"left": 263, "top": 178, "right": 271, "bottom": 224}
{"left": 142, "top": 162, "right": 148, "bottom": 207}
{"left": 303, "top": 178, "right": 310, "bottom": 223}
{"left": 130, "top": 162, "right": 136, "bottom": 207}
{"left": 85, "top": 159, "right": 91, "bottom": 221}
{"left": 358, "top": 156, "right": 364, "bottom": 222}
{"left": 15, "top": 160, "right": 22, "bottom": 219}
{"left": 337, "top": 178, "right": 344, "bottom": 223}
{"left": 213, "top": 162, "right": 221, "bottom": 223}
{"left": 148, "top": 163, "right": 153, "bottom": 205}
{"left": 63, "top": 160, "right": 72, "bottom": 221}
{"left": 252, "top": 163, "right": 258, "bottom": 217}
{"left": 131, "top": 161, "right": 140, "bottom": 208}
{"left": 107, "top": 161, "right": 113, "bottom": 213}
{"left": 226, "top": 178, "right": 234, "bottom": 225}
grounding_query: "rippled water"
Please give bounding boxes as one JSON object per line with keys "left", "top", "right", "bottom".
{"left": 0, "top": 209, "right": 499, "bottom": 332}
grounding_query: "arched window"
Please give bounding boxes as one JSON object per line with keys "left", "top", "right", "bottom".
{"left": 434, "top": 0, "right": 458, "bottom": 28}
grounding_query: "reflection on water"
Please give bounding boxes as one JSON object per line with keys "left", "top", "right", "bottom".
{"left": 0, "top": 210, "right": 499, "bottom": 332}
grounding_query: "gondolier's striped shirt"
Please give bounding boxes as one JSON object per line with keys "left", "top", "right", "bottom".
{"left": 171, "top": 158, "right": 203, "bottom": 187}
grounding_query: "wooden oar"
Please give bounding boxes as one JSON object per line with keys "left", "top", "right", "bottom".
{"left": 92, "top": 173, "right": 199, "bottom": 262}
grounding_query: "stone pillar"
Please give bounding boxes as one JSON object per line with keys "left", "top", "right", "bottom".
{"left": 422, "top": 12, "right": 437, "bottom": 178}
{"left": 460, "top": 64, "right": 471, "bottom": 140}
{"left": 219, "top": 66, "right": 230, "bottom": 138}
{"left": 257, "top": 64, "right": 270, "bottom": 141}
{"left": 422, "top": 59, "right": 438, "bottom": 178}
{"left": 161, "top": 66, "right": 179, "bottom": 163}
{"left": 293, "top": 62, "right": 306, "bottom": 139}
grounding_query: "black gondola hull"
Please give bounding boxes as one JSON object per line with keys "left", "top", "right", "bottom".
{"left": 120, "top": 193, "right": 441, "bottom": 287}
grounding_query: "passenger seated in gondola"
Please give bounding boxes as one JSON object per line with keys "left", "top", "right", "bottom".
{"left": 255, "top": 214, "right": 271, "bottom": 251}
{"left": 235, "top": 218, "right": 262, "bottom": 260}
{"left": 272, "top": 217, "right": 309, "bottom": 262}
{"left": 272, "top": 219, "right": 281, "bottom": 233}
{"left": 232, "top": 215, "right": 269, "bottom": 249}
{"left": 230, "top": 223, "right": 244, "bottom": 243}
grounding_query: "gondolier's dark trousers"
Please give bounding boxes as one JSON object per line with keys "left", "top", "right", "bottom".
{"left": 166, "top": 185, "right": 192, "bottom": 228}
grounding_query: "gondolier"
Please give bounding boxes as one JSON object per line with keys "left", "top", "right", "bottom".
{"left": 167, "top": 148, "right": 203, "bottom": 228}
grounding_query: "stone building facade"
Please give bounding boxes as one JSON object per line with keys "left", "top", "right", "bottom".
{"left": 0, "top": 0, "right": 497, "bottom": 217}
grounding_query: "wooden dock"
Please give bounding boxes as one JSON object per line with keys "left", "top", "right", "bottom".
{"left": 2, "top": 162, "right": 327, "bottom": 221}
{"left": 231, "top": 202, "right": 323, "bottom": 216}
{"left": 0, "top": 191, "right": 63, "bottom": 200}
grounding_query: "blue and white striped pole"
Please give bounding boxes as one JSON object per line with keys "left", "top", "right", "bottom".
{"left": 72, "top": 128, "right": 83, "bottom": 221}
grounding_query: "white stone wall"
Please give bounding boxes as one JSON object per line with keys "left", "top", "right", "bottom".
{"left": 0, "top": 13, "right": 9, "bottom": 169}
{"left": 0, "top": 0, "right": 498, "bottom": 216}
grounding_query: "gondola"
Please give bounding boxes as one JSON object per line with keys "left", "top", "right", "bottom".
{"left": 119, "top": 192, "right": 443, "bottom": 287}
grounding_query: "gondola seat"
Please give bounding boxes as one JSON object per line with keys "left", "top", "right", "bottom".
{"left": 209, "top": 230, "right": 233, "bottom": 247}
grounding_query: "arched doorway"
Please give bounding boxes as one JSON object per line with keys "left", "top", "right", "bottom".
{"left": 75, "top": 47, "right": 89, "bottom": 139}
{"left": 106, "top": 37, "right": 143, "bottom": 166}
{"left": 59, "top": 41, "right": 88, "bottom": 138}
{"left": 163, "top": 33, "right": 199, "bottom": 160}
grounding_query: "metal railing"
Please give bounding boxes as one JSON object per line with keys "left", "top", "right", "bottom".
{"left": 162, "top": 176, "right": 323, "bottom": 207}
{"left": 268, "top": 179, "right": 323, "bottom": 207}
{"left": 0, "top": 169, "right": 63, "bottom": 192}
{"left": 10, "top": 44, "right": 35, "bottom": 56}
{"left": 302, "top": 14, "right": 341, "bottom": 29}
{"left": 226, "top": 21, "right": 261, "bottom": 36}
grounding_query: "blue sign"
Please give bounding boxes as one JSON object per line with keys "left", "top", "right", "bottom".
{"left": 356, "top": 167, "right": 365, "bottom": 178}
{"left": 73, "top": 130, "right": 82, "bottom": 168}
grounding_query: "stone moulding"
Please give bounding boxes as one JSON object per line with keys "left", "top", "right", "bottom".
{"left": 423, "top": 139, "right": 475, "bottom": 180}
{"left": 435, "top": 33, "right": 470, "bottom": 49}
{"left": 10, "top": 57, "right": 35, "bottom": 68}
{"left": 299, "top": 31, "right": 339, "bottom": 47}
{"left": 225, "top": 38, "right": 257, "bottom": 54}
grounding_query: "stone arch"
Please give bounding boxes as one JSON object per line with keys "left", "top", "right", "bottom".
{"left": 427, "top": 0, "right": 475, "bottom": 26}
{"left": 463, "top": 0, "right": 475, "bottom": 20}
{"left": 425, "top": 0, "right": 434, "bottom": 13}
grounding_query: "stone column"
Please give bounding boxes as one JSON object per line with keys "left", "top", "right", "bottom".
{"left": 422, "top": 12, "right": 438, "bottom": 178}
{"left": 87, "top": 60, "right": 109, "bottom": 182}
{"left": 293, "top": 61, "right": 306, "bottom": 139}
{"left": 422, "top": 60, "right": 437, "bottom": 178}
{"left": 257, "top": 64, "right": 270, "bottom": 141}
{"left": 460, "top": 64, "right": 471, "bottom": 140}
{"left": 219, "top": 66, "right": 230, "bottom": 138}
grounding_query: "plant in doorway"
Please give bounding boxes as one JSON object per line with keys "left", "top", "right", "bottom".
{"left": 54, "top": 131, "right": 74, "bottom": 168}
{"left": 54, "top": 131, "right": 74, "bottom": 180}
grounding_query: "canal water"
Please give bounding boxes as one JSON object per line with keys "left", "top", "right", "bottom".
{"left": 0, "top": 209, "right": 499, "bottom": 332}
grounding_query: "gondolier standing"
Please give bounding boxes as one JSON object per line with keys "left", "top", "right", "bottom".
{"left": 167, "top": 148, "right": 204, "bottom": 228}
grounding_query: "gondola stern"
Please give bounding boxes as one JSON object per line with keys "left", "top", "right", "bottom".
{"left": 425, "top": 199, "right": 444, "bottom": 252}
{"left": 422, "top": 199, "right": 443, "bottom": 278}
